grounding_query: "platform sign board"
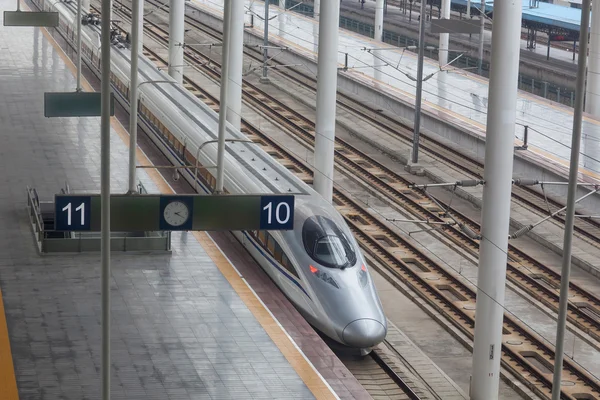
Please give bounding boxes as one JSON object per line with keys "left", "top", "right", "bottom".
{"left": 430, "top": 19, "right": 480, "bottom": 34}
{"left": 54, "top": 194, "right": 296, "bottom": 232}
{"left": 54, "top": 195, "right": 92, "bottom": 231}
{"left": 44, "top": 92, "right": 115, "bottom": 117}
{"left": 3, "top": 11, "right": 58, "bottom": 27}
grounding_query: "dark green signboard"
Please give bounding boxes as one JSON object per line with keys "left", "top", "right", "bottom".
{"left": 4, "top": 11, "right": 59, "bottom": 27}
{"left": 44, "top": 92, "right": 115, "bottom": 117}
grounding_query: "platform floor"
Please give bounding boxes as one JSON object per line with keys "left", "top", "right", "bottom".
{"left": 0, "top": 4, "right": 351, "bottom": 398}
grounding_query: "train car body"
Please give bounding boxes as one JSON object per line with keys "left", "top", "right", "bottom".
{"left": 41, "top": 0, "right": 387, "bottom": 352}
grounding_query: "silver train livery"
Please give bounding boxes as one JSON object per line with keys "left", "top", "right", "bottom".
{"left": 40, "top": 0, "right": 387, "bottom": 352}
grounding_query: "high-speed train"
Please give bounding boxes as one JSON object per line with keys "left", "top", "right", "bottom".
{"left": 40, "top": 0, "right": 387, "bottom": 352}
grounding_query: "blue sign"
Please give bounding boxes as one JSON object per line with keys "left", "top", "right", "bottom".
{"left": 55, "top": 196, "right": 92, "bottom": 231}
{"left": 260, "top": 196, "right": 295, "bottom": 230}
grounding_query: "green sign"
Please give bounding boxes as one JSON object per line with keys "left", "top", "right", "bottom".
{"left": 4, "top": 11, "right": 59, "bottom": 27}
{"left": 54, "top": 194, "right": 296, "bottom": 232}
{"left": 44, "top": 92, "right": 115, "bottom": 117}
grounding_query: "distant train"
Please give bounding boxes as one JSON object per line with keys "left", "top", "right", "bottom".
{"left": 41, "top": 0, "right": 387, "bottom": 353}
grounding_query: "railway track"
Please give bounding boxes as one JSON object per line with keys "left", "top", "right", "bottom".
{"left": 75, "top": 2, "right": 600, "bottom": 398}
{"left": 161, "top": 0, "right": 600, "bottom": 250}
{"left": 338, "top": 344, "right": 424, "bottom": 400}
{"left": 119, "top": 0, "right": 600, "bottom": 355}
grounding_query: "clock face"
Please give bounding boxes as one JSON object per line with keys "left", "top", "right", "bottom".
{"left": 163, "top": 200, "right": 190, "bottom": 227}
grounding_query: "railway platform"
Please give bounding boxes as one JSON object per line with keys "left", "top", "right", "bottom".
{"left": 0, "top": 4, "right": 365, "bottom": 398}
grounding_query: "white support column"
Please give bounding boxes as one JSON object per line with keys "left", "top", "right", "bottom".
{"left": 439, "top": 0, "right": 450, "bottom": 66}
{"left": 215, "top": 0, "right": 233, "bottom": 193}
{"left": 227, "top": 0, "right": 244, "bottom": 131}
{"left": 470, "top": 1, "right": 522, "bottom": 399}
{"left": 313, "top": 0, "right": 340, "bottom": 202}
{"left": 82, "top": 0, "right": 90, "bottom": 14}
{"left": 313, "top": 0, "right": 319, "bottom": 19}
{"left": 128, "top": 0, "right": 143, "bottom": 193}
{"left": 168, "top": 0, "right": 185, "bottom": 84}
{"left": 375, "top": 0, "right": 384, "bottom": 41}
{"left": 279, "top": 0, "right": 285, "bottom": 9}
{"left": 586, "top": 4, "right": 600, "bottom": 116}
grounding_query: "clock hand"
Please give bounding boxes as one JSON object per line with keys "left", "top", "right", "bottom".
{"left": 174, "top": 212, "right": 182, "bottom": 217}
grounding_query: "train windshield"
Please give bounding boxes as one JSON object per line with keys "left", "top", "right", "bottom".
{"left": 303, "top": 216, "right": 356, "bottom": 269}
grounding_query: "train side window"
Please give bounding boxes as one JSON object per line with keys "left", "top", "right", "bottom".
{"left": 258, "top": 230, "right": 267, "bottom": 245}
{"left": 274, "top": 242, "right": 283, "bottom": 263}
{"left": 281, "top": 253, "right": 298, "bottom": 277}
{"left": 266, "top": 234, "right": 275, "bottom": 254}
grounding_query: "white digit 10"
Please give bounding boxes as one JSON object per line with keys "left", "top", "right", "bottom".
{"left": 263, "top": 201, "right": 291, "bottom": 225}
{"left": 62, "top": 202, "right": 85, "bottom": 226}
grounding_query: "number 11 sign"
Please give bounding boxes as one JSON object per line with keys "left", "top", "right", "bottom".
{"left": 54, "top": 196, "right": 92, "bottom": 231}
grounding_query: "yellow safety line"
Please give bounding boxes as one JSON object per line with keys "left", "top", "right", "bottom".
{"left": 0, "top": 288, "right": 18, "bottom": 400}
{"left": 36, "top": 12, "right": 337, "bottom": 399}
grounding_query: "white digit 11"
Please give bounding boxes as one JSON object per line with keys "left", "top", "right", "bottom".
{"left": 263, "top": 201, "right": 291, "bottom": 225}
{"left": 62, "top": 202, "right": 85, "bottom": 226}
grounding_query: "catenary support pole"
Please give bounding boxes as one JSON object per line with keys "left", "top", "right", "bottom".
{"left": 587, "top": 2, "right": 600, "bottom": 116}
{"left": 375, "top": 0, "right": 384, "bottom": 41}
{"left": 227, "top": 0, "right": 244, "bottom": 130}
{"left": 76, "top": 0, "right": 82, "bottom": 91}
{"left": 262, "top": 0, "right": 269, "bottom": 81}
{"left": 470, "top": 1, "right": 522, "bottom": 399}
{"left": 215, "top": 0, "right": 233, "bottom": 193}
{"left": 168, "top": 0, "right": 184, "bottom": 84}
{"left": 467, "top": 0, "right": 470, "bottom": 18}
{"left": 313, "top": 0, "right": 319, "bottom": 18}
{"left": 279, "top": 0, "right": 285, "bottom": 9}
{"left": 128, "top": 0, "right": 143, "bottom": 193}
{"left": 100, "top": 0, "right": 112, "bottom": 396}
{"left": 552, "top": 1, "right": 591, "bottom": 398}
{"left": 439, "top": 0, "right": 450, "bottom": 66}
{"left": 313, "top": 0, "right": 340, "bottom": 202}
{"left": 478, "top": 0, "right": 484, "bottom": 75}
{"left": 82, "top": 0, "right": 89, "bottom": 13}
{"left": 410, "top": 0, "right": 427, "bottom": 164}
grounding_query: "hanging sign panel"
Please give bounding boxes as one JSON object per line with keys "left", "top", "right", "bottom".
{"left": 54, "top": 194, "right": 296, "bottom": 232}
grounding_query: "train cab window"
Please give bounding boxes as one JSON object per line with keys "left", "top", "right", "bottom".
{"left": 302, "top": 216, "right": 356, "bottom": 269}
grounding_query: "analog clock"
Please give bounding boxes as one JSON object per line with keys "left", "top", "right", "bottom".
{"left": 163, "top": 200, "right": 190, "bottom": 227}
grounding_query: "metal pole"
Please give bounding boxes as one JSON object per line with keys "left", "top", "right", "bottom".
{"left": 279, "top": 0, "right": 285, "bottom": 9}
{"left": 478, "top": 0, "right": 484, "bottom": 75}
{"left": 100, "top": 0, "right": 112, "bottom": 395}
{"left": 587, "top": 3, "right": 600, "bottom": 116}
{"left": 375, "top": 0, "right": 384, "bottom": 42}
{"left": 314, "top": 0, "right": 319, "bottom": 19}
{"left": 410, "top": 0, "right": 426, "bottom": 164}
{"left": 313, "top": 0, "right": 340, "bottom": 202}
{"left": 168, "top": 0, "right": 184, "bottom": 84}
{"left": 82, "top": 0, "right": 89, "bottom": 13}
{"left": 551, "top": 1, "right": 590, "bottom": 398}
{"left": 76, "top": 0, "right": 82, "bottom": 92}
{"left": 227, "top": 0, "right": 244, "bottom": 131}
{"left": 262, "top": 0, "right": 269, "bottom": 81}
{"left": 128, "top": 0, "right": 142, "bottom": 193}
{"left": 215, "top": 0, "right": 233, "bottom": 193}
{"left": 470, "top": 1, "right": 522, "bottom": 398}
{"left": 439, "top": 0, "right": 450, "bottom": 66}
{"left": 467, "top": 0, "right": 470, "bottom": 18}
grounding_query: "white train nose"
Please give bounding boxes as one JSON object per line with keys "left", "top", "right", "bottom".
{"left": 342, "top": 319, "right": 386, "bottom": 348}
